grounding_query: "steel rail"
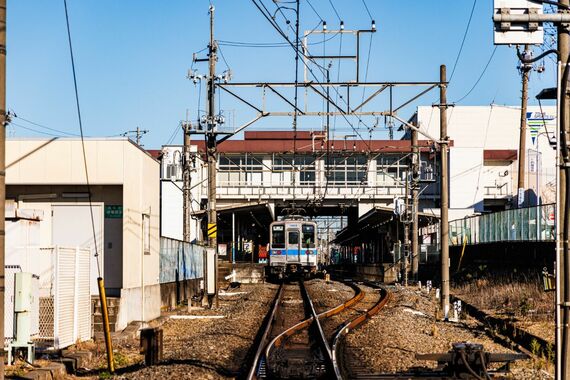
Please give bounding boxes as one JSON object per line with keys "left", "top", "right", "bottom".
{"left": 251, "top": 280, "right": 364, "bottom": 379}
{"left": 299, "top": 280, "right": 335, "bottom": 373}
{"left": 331, "top": 283, "right": 392, "bottom": 380}
{"left": 246, "top": 282, "right": 284, "bottom": 380}
{"left": 264, "top": 281, "right": 363, "bottom": 352}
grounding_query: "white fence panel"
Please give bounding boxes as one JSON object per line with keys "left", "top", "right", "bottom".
{"left": 55, "top": 247, "right": 76, "bottom": 349}
{"left": 76, "top": 247, "right": 91, "bottom": 342}
{"left": 32, "top": 246, "right": 92, "bottom": 350}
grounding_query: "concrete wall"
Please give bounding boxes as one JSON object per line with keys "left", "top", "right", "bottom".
{"left": 160, "top": 279, "right": 202, "bottom": 311}
{"left": 120, "top": 140, "right": 160, "bottom": 329}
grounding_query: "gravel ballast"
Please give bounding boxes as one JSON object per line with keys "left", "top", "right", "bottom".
{"left": 342, "top": 285, "right": 553, "bottom": 380}
{"left": 110, "top": 283, "right": 278, "bottom": 379}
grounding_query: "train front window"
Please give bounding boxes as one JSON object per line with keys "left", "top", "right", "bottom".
{"left": 288, "top": 231, "right": 299, "bottom": 245}
{"left": 272, "top": 225, "right": 285, "bottom": 248}
{"left": 302, "top": 224, "right": 315, "bottom": 248}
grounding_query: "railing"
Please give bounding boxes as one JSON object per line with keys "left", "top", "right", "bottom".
{"left": 483, "top": 182, "right": 510, "bottom": 198}
{"left": 449, "top": 204, "right": 556, "bottom": 246}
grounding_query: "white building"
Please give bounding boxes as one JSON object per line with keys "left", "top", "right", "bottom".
{"left": 6, "top": 138, "right": 161, "bottom": 331}
{"left": 413, "top": 105, "right": 556, "bottom": 219}
{"left": 159, "top": 145, "right": 203, "bottom": 243}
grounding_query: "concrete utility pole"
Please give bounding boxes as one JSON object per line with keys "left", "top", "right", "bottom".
{"left": 182, "top": 122, "right": 192, "bottom": 244}
{"left": 411, "top": 125, "right": 420, "bottom": 282}
{"left": 517, "top": 45, "right": 531, "bottom": 208}
{"left": 206, "top": 5, "right": 219, "bottom": 307}
{"left": 559, "top": 1, "right": 570, "bottom": 377}
{"left": 439, "top": 65, "right": 450, "bottom": 320}
{"left": 0, "top": 1, "right": 6, "bottom": 376}
{"left": 403, "top": 174, "right": 410, "bottom": 287}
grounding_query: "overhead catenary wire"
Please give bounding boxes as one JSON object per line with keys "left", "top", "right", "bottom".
{"left": 218, "top": 44, "right": 231, "bottom": 71}
{"left": 327, "top": 0, "right": 341, "bottom": 22}
{"left": 361, "top": 0, "right": 373, "bottom": 20}
{"left": 217, "top": 32, "right": 339, "bottom": 48}
{"left": 305, "top": 0, "right": 324, "bottom": 22}
{"left": 251, "top": 0, "right": 374, "bottom": 150}
{"left": 63, "top": 0, "right": 101, "bottom": 277}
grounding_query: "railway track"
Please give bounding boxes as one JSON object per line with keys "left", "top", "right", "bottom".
{"left": 245, "top": 279, "right": 390, "bottom": 380}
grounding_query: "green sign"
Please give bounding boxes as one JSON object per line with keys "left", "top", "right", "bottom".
{"left": 105, "top": 205, "right": 123, "bottom": 219}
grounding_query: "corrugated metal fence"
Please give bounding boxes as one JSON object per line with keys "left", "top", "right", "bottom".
{"left": 159, "top": 237, "right": 204, "bottom": 283}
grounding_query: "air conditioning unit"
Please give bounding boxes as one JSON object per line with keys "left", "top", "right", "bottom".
{"left": 421, "top": 162, "right": 435, "bottom": 181}
{"left": 166, "top": 164, "right": 181, "bottom": 180}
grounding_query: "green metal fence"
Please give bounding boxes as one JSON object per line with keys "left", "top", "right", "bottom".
{"left": 449, "top": 204, "right": 556, "bottom": 246}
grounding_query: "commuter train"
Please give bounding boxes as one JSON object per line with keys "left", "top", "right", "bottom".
{"left": 266, "top": 218, "right": 319, "bottom": 279}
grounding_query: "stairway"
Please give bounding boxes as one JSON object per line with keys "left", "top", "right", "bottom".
{"left": 91, "top": 296, "right": 120, "bottom": 335}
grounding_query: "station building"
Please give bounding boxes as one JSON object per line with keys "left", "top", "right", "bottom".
{"left": 159, "top": 130, "right": 438, "bottom": 267}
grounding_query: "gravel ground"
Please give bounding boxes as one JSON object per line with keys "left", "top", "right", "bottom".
{"left": 117, "top": 283, "right": 278, "bottom": 379}
{"left": 304, "top": 279, "right": 354, "bottom": 313}
{"left": 59, "top": 283, "right": 278, "bottom": 380}
{"left": 342, "top": 285, "right": 553, "bottom": 379}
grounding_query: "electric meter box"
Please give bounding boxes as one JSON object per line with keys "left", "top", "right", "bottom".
{"left": 14, "top": 272, "right": 33, "bottom": 312}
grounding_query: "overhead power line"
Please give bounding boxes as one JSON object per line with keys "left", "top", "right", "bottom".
{"left": 11, "top": 122, "right": 63, "bottom": 137}
{"left": 449, "top": 0, "right": 477, "bottom": 82}
{"left": 12, "top": 113, "right": 80, "bottom": 137}
{"left": 454, "top": 46, "right": 498, "bottom": 103}
{"left": 63, "top": 0, "right": 101, "bottom": 275}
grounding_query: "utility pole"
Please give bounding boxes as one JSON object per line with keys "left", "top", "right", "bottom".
{"left": 517, "top": 45, "right": 531, "bottom": 208}
{"left": 411, "top": 125, "right": 420, "bottom": 282}
{"left": 182, "top": 122, "right": 192, "bottom": 244}
{"left": 0, "top": 0, "right": 5, "bottom": 376}
{"left": 559, "top": 1, "right": 570, "bottom": 377}
{"left": 403, "top": 173, "right": 410, "bottom": 287}
{"left": 188, "top": 5, "right": 233, "bottom": 308}
{"left": 439, "top": 64, "right": 450, "bottom": 320}
{"left": 122, "top": 126, "right": 148, "bottom": 146}
{"left": 206, "top": 5, "right": 219, "bottom": 308}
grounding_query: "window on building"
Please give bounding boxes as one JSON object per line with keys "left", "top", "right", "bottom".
{"left": 218, "top": 154, "right": 264, "bottom": 185}
{"left": 377, "top": 155, "right": 407, "bottom": 186}
{"left": 326, "top": 155, "right": 367, "bottom": 185}
{"left": 272, "top": 155, "right": 315, "bottom": 185}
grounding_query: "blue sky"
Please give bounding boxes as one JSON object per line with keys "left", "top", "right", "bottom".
{"left": 7, "top": 1, "right": 558, "bottom": 148}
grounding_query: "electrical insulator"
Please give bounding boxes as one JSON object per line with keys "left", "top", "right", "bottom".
{"left": 372, "top": 20, "right": 376, "bottom": 30}
{"left": 340, "top": 21, "right": 344, "bottom": 30}
{"left": 323, "top": 21, "right": 327, "bottom": 31}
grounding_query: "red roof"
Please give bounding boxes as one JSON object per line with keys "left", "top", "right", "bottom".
{"left": 244, "top": 131, "right": 314, "bottom": 140}
{"left": 483, "top": 149, "right": 517, "bottom": 162}
{"left": 146, "top": 149, "right": 163, "bottom": 159}
{"left": 191, "top": 131, "right": 436, "bottom": 154}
